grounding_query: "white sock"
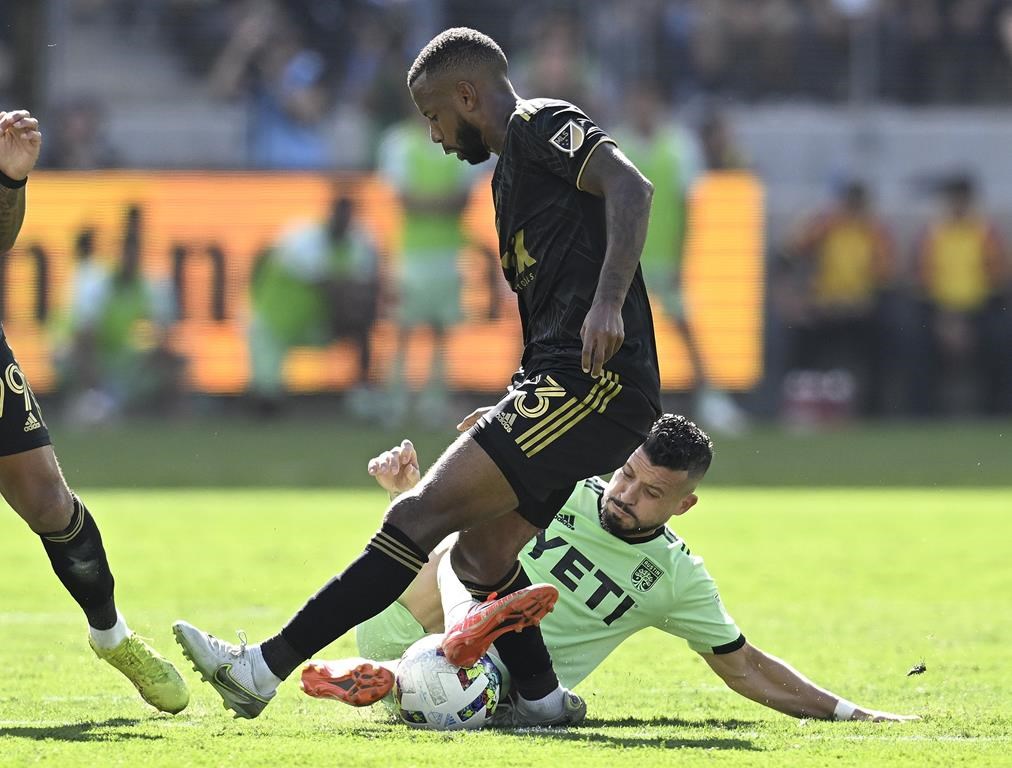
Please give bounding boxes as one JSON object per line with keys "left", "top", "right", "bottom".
{"left": 89, "top": 611, "right": 131, "bottom": 650}
{"left": 437, "top": 552, "right": 477, "bottom": 629}
{"left": 248, "top": 645, "right": 283, "bottom": 693}
{"left": 518, "top": 685, "right": 564, "bottom": 716}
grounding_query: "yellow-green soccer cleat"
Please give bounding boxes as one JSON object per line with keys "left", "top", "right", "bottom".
{"left": 90, "top": 634, "right": 190, "bottom": 714}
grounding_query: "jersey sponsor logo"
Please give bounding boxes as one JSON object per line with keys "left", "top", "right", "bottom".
{"left": 631, "top": 558, "right": 663, "bottom": 593}
{"left": 549, "top": 120, "right": 586, "bottom": 158}
{"left": 23, "top": 412, "right": 41, "bottom": 432}
{"left": 528, "top": 530, "right": 637, "bottom": 626}
{"left": 555, "top": 512, "right": 575, "bottom": 530}
{"left": 496, "top": 411, "right": 517, "bottom": 433}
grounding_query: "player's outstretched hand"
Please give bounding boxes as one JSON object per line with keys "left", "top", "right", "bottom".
{"left": 851, "top": 707, "right": 921, "bottom": 723}
{"left": 456, "top": 407, "right": 494, "bottom": 432}
{"left": 581, "top": 301, "right": 624, "bottom": 378}
{"left": 367, "top": 439, "right": 420, "bottom": 495}
{"left": 0, "top": 110, "right": 42, "bottom": 180}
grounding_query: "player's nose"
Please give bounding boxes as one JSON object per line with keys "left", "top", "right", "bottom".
{"left": 428, "top": 125, "right": 443, "bottom": 143}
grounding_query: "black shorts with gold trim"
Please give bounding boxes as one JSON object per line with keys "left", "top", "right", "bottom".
{"left": 0, "top": 331, "right": 52, "bottom": 457}
{"left": 470, "top": 367, "right": 658, "bottom": 528}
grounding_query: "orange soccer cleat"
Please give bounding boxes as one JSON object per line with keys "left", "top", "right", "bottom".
{"left": 300, "top": 659, "right": 395, "bottom": 707}
{"left": 441, "top": 583, "right": 559, "bottom": 668}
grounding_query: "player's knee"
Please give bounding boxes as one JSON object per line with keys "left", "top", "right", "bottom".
{"left": 384, "top": 494, "right": 454, "bottom": 553}
{"left": 448, "top": 539, "right": 513, "bottom": 586}
{"left": 17, "top": 482, "right": 75, "bottom": 534}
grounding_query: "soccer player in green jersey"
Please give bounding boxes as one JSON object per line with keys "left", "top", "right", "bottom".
{"left": 302, "top": 414, "right": 917, "bottom": 725}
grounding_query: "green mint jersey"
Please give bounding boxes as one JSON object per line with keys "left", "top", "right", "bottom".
{"left": 356, "top": 477, "right": 743, "bottom": 690}
{"left": 519, "top": 477, "right": 743, "bottom": 688}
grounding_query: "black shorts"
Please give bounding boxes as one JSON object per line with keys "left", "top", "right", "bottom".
{"left": 471, "top": 367, "right": 658, "bottom": 528}
{"left": 0, "top": 332, "right": 52, "bottom": 457}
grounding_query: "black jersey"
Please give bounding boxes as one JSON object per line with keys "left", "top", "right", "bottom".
{"left": 492, "top": 98, "right": 661, "bottom": 406}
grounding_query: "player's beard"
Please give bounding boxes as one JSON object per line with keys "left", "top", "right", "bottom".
{"left": 455, "top": 119, "right": 490, "bottom": 164}
{"left": 599, "top": 497, "right": 640, "bottom": 535}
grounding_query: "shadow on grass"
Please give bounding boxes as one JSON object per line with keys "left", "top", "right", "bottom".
{"left": 0, "top": 717, "right": 162, "bottom": 742}
{"left": 582, "top": 715, "right": 761, "bottom": 730}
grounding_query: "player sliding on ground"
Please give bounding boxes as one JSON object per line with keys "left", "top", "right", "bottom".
{"left": 301, "top": 415, "right": 918, "bottom": 725}
{"left": 174, "top": 26, "right": 662, "bottom": 726}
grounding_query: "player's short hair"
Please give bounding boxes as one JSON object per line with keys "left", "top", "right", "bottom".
{"left": 642, "top": 414, "right": 713, "bottom": 480}
{"left": 407, "top": 27, "right": 508, "bottom": 87}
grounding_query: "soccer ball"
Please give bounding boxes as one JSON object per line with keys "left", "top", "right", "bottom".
{"left": 393, "top": 634, "right": 502, "bottom": 730}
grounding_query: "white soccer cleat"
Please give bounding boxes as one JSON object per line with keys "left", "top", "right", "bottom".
{"left": 490, "top": 688, "right": 587, "bottom": 728}
{"left": 172, "top": 620, "right": 276, "bottom": 719}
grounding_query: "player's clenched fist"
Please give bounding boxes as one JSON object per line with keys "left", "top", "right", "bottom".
{"left": 367, "top": 439, "right": 421, "bottom": 495}
{"left": 0, "top": 110, "right": 43, "bottom": 181}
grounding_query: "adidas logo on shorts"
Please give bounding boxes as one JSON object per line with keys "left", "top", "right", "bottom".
{"left": 496, "top": 411, "right": 517, "bottom": 433}
{"left": 23, "top": 413, "right": 41, "bottom": 432}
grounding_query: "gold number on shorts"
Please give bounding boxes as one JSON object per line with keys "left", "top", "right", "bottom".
{"left": 514, "top": 375, "right": 567, "bottom": 419}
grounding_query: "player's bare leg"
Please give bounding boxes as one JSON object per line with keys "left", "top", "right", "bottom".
{"left": 174, "top": 433, "right": 525, "bottom": 718}
{"left": 1, "top": 446, "right": 188, "bottom": 713}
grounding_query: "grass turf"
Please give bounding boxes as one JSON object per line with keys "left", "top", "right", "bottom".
{"left": 1, "top": 487, "right": 1009, "bottom": 766}
{"left": 45, "top": 417, "right": 1012, "bottom": 488}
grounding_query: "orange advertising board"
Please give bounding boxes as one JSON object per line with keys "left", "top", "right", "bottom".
{"left": 3, "top": 171, "right": 762, "bottom": 395}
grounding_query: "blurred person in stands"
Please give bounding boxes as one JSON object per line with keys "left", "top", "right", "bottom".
{"left": 41, "top": 98, "right": 120, "bottom": 169}
{"left": 614, "top": 82, "right": 747, "bottom": 434}
{"left": 208, "top": 0, "right": 331, "bottom": 169}
{"left": 375, "top": 107, "right": 478, "bottom": 426}
{"left": 64, "top": 205, "right": 182, "bottom": 422}
{"left": 911, "top": 174, "right": 1011, "bottom": 416}
{"left": 0, "top": 108, "right": 187, "bottom": 713}
{"left": 785, "top": 180, "right": 897, "bottom": 417}
{"left": 248, "top": 194, "right": 379, "bottom": 416}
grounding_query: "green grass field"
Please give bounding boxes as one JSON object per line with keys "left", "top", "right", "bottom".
{"left": 1, "top": 487, "right": 1009, "bottom": 767}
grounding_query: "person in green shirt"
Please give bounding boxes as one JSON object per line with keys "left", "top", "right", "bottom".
{"left": 614, "top": 84, "right": 748, "bottom": 435}
{"left": 301, "top": 413, "right": 917, "bottom": 726}
{"left": 248, "top": 195, "right": 379, "bottom": 413}
{"left": 375, "top": 113, "right": 478, "bottom": 425}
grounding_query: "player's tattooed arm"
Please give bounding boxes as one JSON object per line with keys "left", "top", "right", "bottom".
{"left": 576, "top": 143, "right": 653, "bottom": 376}
{"left": 0, "top": 187, "right": 25, "bottom": 253}
{"left": 0, "top": 109, "right": 42, "bottom": 252}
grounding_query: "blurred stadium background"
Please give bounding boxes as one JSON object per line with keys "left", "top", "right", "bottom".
{"left": 1, "top": 0, "right": 1010, "bottom": 487}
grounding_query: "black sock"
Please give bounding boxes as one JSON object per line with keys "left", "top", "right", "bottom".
{"left": 261, "top": 522, "right": 428, "bottom": 681}
{"left": 462, "top": 562, "right": 559, "bottom": 700}
{"left": 39, "top": 497, "right": 117, "bottom": 630}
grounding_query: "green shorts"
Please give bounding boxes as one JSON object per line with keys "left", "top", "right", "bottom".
{"left": 355, "top": 601, "right": 426, "bottom": 663}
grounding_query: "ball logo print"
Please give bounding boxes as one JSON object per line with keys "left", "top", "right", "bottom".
{"left": 393, "top": 635, "right": 502, "bottom": 730}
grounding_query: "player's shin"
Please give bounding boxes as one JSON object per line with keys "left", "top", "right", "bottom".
{"left": 261, "top": 521, "right": 429, "bottom": 681}
{"left": 39, "top": 496, "right": 117, "bottom": 631}
{"left": 462, "top": 562, "right": 559, "bottom": 700}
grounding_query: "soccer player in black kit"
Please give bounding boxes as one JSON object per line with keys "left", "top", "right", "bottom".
{"left": 175, "top": 27, "right": 661, "bottom": 727}
{"left": 0, "top": 109, "right": 188, "bottom": 713}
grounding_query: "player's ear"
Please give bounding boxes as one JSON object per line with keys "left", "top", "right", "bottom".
{"left": 454, "top": 80, "right": 478, "bottom": 111}
{"left": 672, "top": 493, "right": 698, "bottom": 517}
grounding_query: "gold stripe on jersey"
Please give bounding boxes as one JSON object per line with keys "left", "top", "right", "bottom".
{"left": 512, "top": 99, "right": 543, "bottom": 122}
{"left": 575, "top": 138, "right": 617, "bottom": 192}
{"left": 520, "top": 373, "right": 622, "bottom": 457}
{"left": 514, "top": 396, "right": 580, "bottom": 446}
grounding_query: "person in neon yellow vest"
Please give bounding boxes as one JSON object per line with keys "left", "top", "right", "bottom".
{"left": 376, "top": 112, "right": 481, "bottom": 425}
{"left": 615, "top": 85, "right": 748, "bottom": 434}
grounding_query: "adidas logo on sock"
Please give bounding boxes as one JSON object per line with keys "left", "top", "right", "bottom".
{"left": 23, "top": 413, "right": 41, "bottom": 432}
{"left": 496, "top": 411, "right": 517, "bottom": 433}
